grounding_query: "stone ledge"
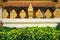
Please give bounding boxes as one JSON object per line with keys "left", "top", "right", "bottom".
{"left": 2, "top": 18, "right": 60, "bottom": 27}
{"left": 3, "top": 23, "right": 58, "bottom": 28}
{"left": 2, "top": 18, "right": 60, "bottom": 23}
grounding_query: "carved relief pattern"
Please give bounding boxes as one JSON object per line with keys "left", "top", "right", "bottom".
{"left": 53, "top": 9, "right": 60, "bottom": 18}
{"left": 45, "top": 9, "right": 52, "bottom": 18}
{"left": 35, "top": 9, "right": 42, "bottom": 18}
{"left": 19, "top": 10, "right": 26, "bottom": 18}
{"left": 10, "top": 9, "right": 17, "bottom": 18}
{"left": 2, "top": 9, "right": 8, "bottom": 18}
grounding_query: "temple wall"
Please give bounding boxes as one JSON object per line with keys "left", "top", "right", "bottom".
{"left": 0, "top": 1, "right": 60, "bottom": 27}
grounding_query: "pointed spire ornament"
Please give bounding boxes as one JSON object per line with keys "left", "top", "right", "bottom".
{"left": 19, "top": 9, "right": 26, "bottom": 18}
{"left": 28, "top": 3, "right": 34, "bottom": 19}
{"left": 10, "top": 9, "right": 17, "bottom": 18}
{"left": 2, "top": 9, "right": 8, "bottom": 18}
{"left": 53, "top": 9, "right": 60, "bottom": 18}
{"left": 35, "top": 9, "right": 42, "bottom": 18}
{"left": 45, "top": 9, "right": 52, "bottom": 18}
{"left": 28, "top": 3, "right": 33, "bottom": 11}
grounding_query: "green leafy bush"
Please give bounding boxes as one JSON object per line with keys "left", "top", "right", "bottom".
{"left": 0, "top": 27, "right": 60, "bottom": 40}
{"left": 56, "top": 23, "right": 60, "bottom": 30}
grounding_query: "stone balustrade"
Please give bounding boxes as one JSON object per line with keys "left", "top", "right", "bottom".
{"left": 2, "top": 8, "right": 60, "bottom": 18}
{"left": 1, "top": 3, "right": 60, "bottom": 28}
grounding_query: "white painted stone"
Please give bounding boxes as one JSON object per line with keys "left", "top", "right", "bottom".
{"left": 2, "top": 18, "right": 60, "bottom": 23}
{"left": 2, "top": 18, "right": 60, "bottom": 28}
{"left": 3, "top": 23, "right": 58, "bottom": 28}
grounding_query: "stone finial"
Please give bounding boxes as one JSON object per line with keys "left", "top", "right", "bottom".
{"left": 36, "top": 9, "right": 42, "bottom": 18}
{"left": 45, "top": 9, "right": 52, "bottom": 18}
{"left": 10, "top": 9, "right": 17, "bottom": 18}
{"left": 19, "top": 9, "right": 26, "bottom": 18}
{"left": 28, "top": 3, "right": 33, "bottom": 11}
{"left": 53, "top": 9, "right": 60, "bottom": 18}
{"left": 2, "top": 9, "right": 8, "bottom": 18}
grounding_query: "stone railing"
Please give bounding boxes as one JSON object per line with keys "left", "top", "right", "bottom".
{"left": 2, "top": 8, "right": 60, "bottom": 28}
{"left": 2, "top": 9, "right": 60, "bottom": 18}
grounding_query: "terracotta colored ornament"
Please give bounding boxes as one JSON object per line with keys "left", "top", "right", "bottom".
{"left": 10, "top": 9, "right": 17, "bottom": 18}
{"left": 19, "top": 10, "right": 26, "bottom": 18}
{"left": 45, "top": 9, "right": 52, "bottom": 18}
{"left": 2, "top": 9, "right": 8, "bottom": 18}
{"left": 35, "top": 9, "right": 42, "bottom": 18}
{"left": 28, "top": 3, "right": 34, "bottom": 19}
{"left": 53, "top": 9, "right": 60, "bottom": 18}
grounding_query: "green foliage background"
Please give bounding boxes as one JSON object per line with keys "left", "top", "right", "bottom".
{"left": 0, "top": 26, "right": 60, "bottom": 40}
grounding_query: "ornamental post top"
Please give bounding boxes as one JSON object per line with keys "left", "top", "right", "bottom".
{"left": 3, "top": 9, "right": 7, "bottom": 12}
{"left": 45, "top": 9, "right": 52, "bottom": 18}
{"left": 28, "top": 3, "right": 33, "bottom": 11}
{"left": 37, "top": 9, "right": 42, "bottom": 13}
{"left": 20, "top": 9, "right": 26, "bottom": 13}
{"left": 45, "top": 9, "right": 51, "bottom": 13}
{"left": 11, "top": 9, "right": 16, "bottom": 13}
{"left": 2, "top": 9, "right": 8, "bottom": 18}
{"left": 54, "top": 9, "right": 60, "bottom": 12}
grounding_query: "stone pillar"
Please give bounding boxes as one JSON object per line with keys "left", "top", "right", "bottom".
{"left": 28, "top": 3, "right": 34, "bottom": 19}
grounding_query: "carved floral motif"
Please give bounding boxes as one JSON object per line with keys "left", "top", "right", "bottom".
{"left": 45, "top": 9, "right": 52, "bottom": 18}
{"left": 2, "top": 9, "right": 8, "bottom": 18}
{"left": 19, "top": 10, "right": 26, "bottom": 18}
{"left": 10, "top": 9, "right": 17, "bottom": 18}
{"left": 35, "top": 9, "right": 42, "bottom": 18}
{"left": 53, "top": 9, "right": 60, "bottom": 18}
